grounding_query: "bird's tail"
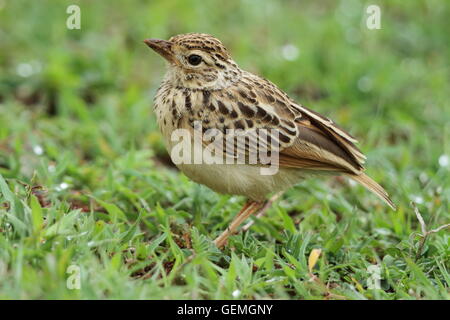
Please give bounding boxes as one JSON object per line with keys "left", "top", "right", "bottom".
{"left": 346, "top": 173, "right": 396, "bottom": 210}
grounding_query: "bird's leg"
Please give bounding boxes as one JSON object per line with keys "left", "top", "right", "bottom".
{"left": 214, "top": 200, "right": 264, "bottom": 248}
{"left": 235, "top": 200, "right": 253, "bottom": 218}
{"left": 242, "top": 192, "right": 283, "bottom": 232}
{"left": 221, "top": 200, "right": 252, "bottom": 239}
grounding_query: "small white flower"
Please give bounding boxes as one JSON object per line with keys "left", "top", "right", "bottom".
{"left": 33, "top": 145, "right": 44, "bottom": 155}
{"left": 56, "top": 182, "right": 69, "bottom": 191}
{"left": 281, "top": 44, "right": 299, "bottom": 61}
{"left": 412, "top": 195, "right": 424, "bottom": 204}
{"left": 232, "top": 289, "right": 241, "bottom": 298}
{"left": 17, "top": 63, "right": 34, "bottom": 77}
{"left": 438, "top": 154, "right": 449, "bottom": 167}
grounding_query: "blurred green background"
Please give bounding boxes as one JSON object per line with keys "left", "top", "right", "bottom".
{"left": 0, "top": 0, "right": 448, "bottom": 299}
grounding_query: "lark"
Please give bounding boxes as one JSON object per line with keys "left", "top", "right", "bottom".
{"left": 145, "top": 33, "right": 395, "bottom": 248}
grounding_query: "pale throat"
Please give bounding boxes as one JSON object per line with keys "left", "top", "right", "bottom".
{"left": 164, "top": 63, "right": 242, "bottom": 90}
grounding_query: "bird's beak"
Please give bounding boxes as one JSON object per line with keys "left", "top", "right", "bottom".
{"left": 144, "top": 38, "right": 175, "bottom": 64}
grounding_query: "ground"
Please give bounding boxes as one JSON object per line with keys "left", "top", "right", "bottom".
{"left": 0, "top": 0, "right": 449, "bottom": 299}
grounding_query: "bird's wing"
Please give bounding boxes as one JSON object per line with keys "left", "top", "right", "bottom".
{"left": 176, "top": 77, "right": 395, "bottom": 208}
{"left": 176, "top": 74, "right": 364, "bottom": 172}
{"left": 201, "top": 74, "right": 394, "bottom": 209}
{"left": 228, "top": 73, "right": 366, "bottom": 174}
{"left": 240, "top": 74, "right": 395, "bottom": 208}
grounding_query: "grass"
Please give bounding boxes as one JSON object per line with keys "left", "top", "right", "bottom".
{"left": 0, "top": 0, "right": 449, "bottom": 299}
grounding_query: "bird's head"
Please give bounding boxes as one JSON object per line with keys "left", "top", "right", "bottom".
{"left": 144, "top": 33, "right": 241, "bottom": 90}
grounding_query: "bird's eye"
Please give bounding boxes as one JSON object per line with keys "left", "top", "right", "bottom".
{"left": 187, "top": 54, "right": 202, "bottom": 66}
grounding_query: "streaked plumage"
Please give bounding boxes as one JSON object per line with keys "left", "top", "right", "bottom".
{"left": 145, "top": 33, "right": 395, "bottom": 247}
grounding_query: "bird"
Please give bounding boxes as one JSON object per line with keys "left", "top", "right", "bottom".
{"left": 144, "top": 33, "right": 396, "bottom": 248}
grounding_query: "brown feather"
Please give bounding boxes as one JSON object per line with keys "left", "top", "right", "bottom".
{"left": 346, "top": 173, "right": 396, "bottom": 210}
{"left": 297, "top": 110, "right": 366, "bottom": 167}
{"left": 281, "top": 122, "right": 362, "bottom": 174}
{"left": 278, "top": 153, "right": 342, "bottom": 171}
